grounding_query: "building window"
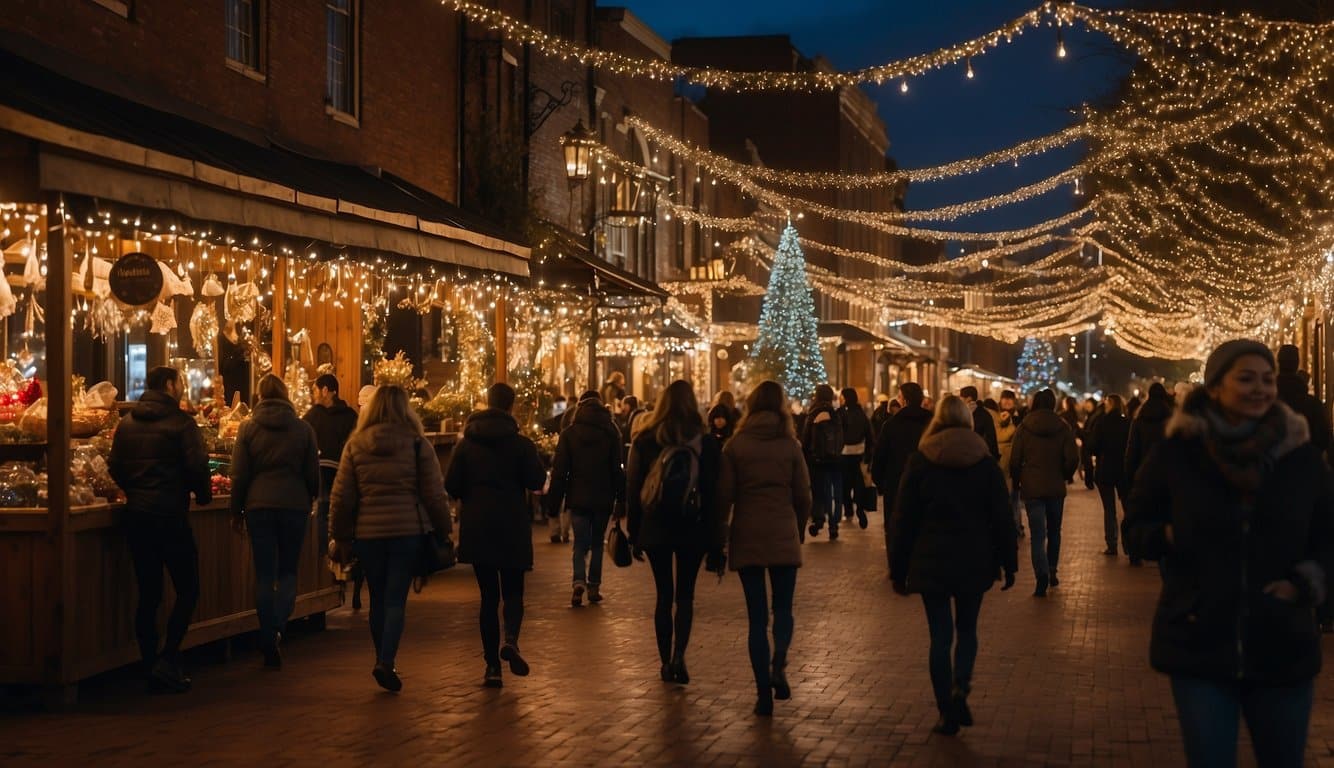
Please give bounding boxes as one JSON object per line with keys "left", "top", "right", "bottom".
{"left": 225, "top": 0, "right": 263, "bottom": 73}
{"left": 326, "top": 0, "right": 357, "bottom": 116}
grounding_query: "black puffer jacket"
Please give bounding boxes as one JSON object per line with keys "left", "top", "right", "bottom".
{"left": 891, "top": 427, "right": 1018, "bottom": 594}
{"left": 230, "top": 399, "right": 320, "bottom": 517}
{"left": 445, "top": 409, "right": 546, "bottom": 569}
{"left": 547, "top": 400, "right": 624, "bottom": 515}
{"left": 1124, "top": 396, "right": 1172, "bottom": 486}
{"left": 1088, "top": 411, "right": 1131, "bottom": 487}
{"left": 303, "top": 398, "right": 358, "bottom": 471}
{"left": 1126, "top": 397, "right": 1334, "bottom": 685}
{"left": 109, "top": 390, "right": 212, "bottom": 516}
{"left": 626, "top": 430, "right": 722, "bottom": 554}
{"left": 838, "top": 404, "right": 873, "bottom": 457}
{"left": 870, "top": 405, "right": 932, "bottom": 498}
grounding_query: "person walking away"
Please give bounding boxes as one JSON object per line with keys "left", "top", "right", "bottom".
{"left": 999, "top": 390, "right": 1025, "bottom": 536}
{"left": 547, "top": 391, "right": 624, "bottom": 606}
{"left": 959, "top": 386, "right": 1000, "bottom": 461}
{"left": 891, "top": 395, "right": 1018, "bottom": 735}
{"left": 446, "top": 383, "right": 547, "bottom": 688}
{"left": 231, "top": 375, "right": 320, "bottom": 668}
{"left": 1009, "top": 389, "right": 1078, "bottom": 596}
{"left": 1125, "top": 340, "right": 1334, "bottom": 767}
{"left": 303, "top": 374, "right": 357, "bottom": 559}
{"left": 837, "top": 388, "right": 874, "bottom": 529}
{"left": 329, "top": 386, "right": 451, "bottom": 692}
{"left": 708, "top": 390, "right": 740, "bottom": 442}
{"left": 1087, "top": 394, "right": 1132, "bottom": 561}
{"left": 1124, "top": 382, "right": 1172, "bottom": 487}
{"left": 627, "top": 380, "right": 722, "bottom": 685}
{"left": 1277, "top": 344, "right": 1332, "bottom": 455}
{"left": 716, "top": 380, "right": 812, "bottom": 716}
{"left": 1079, "top": 397, "right": 1101, "bottom": 490}
{"left": 1126, "top": 395, "right": 1142, "bottom": 421}
{"left": 988, "top": 397, "right": 1019, "bottom": 533}
{"left": 802, "top": 385, "right": 844, "bottom": 540}
{"left": 109, "top": 366, "right": 213, "bottom": 693}
{"left": 871, "top": 382, "right": 932, "bottom": 571}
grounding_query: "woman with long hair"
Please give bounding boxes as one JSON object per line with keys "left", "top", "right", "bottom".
{"left": 329, "top": 385, "right": 451, "bottom": 692}
{"left": 717, "top": 380, "right": 812, "bottom": 716}
{"left": 1126, "top": 340, "right": 1334, "bottom": 766}
{"left": 230, "top": 374, "right": 320, "bottom": 668}
{"left": 626, "top": 379, "right": 723, "bottom": 685}
{"left": 891, "top": 394, "right": 1017, "bottom": 734}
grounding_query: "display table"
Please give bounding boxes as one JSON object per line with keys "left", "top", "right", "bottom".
{"left": 0, "top": 497, "right": 340, "bottom": 701}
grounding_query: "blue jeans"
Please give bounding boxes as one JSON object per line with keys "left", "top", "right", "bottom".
{"left": 811, "top": 464, "right": 843, "bottom": 534}
{"left": 921, "top": 592, "right": 984, "bottom": 712}
{"left": 571, "top": 507, "right": 612, "bottom": 587}
{"left": 354, "top": 535, "right": 419, "bottom": 666}
{"left": 739, "top": 566, "right": 797, "bottom": 695}
{"left": 1170, "top": 676, "right": 1313, "bottom": 767}
{"left": 247, "top": 508, "right": 309, "bottom": 646}
{"left": 1024, "top": 497, "right": 1065, "bottom": 578}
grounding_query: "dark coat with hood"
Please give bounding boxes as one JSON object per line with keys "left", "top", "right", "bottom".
{"left": 547, "top": 399, "right": 624, "bottom": 515}
{"left": 1010, "top": 408, "right": 1079, "bottom": 500}
{"left": 329, "top": 422, "right": 450, "bottom": 542}
{"left": 230, "top": 398, "right": 320, "bottom": 517}
{"left": 1125, "top": 393, "right": 1334, "bottom": 685}
{"left": 445, "top": 408, "right": 546, "bottom": 569}
{"left": 1278, "top": 372, "right": 1332, "bottom": 454}
{"left": 870, "top": 404, "right": 932, "bottom": 498}
{"left": 109, "top": 389, "right": 212, "bottom": 516}
{"left": 626, "top": 428, "right": 722, "bottom": 554}
{"left": 1124, "top": 396, "right": 1172, "bottom": 486}
{"left": 890, "top": 427, "right": 1018, "bottom": 594}
{"left": 717, "top": 411, "right": 813, "bottom": 569}
{"left": 1087, "top": 410, "right": 1131, "bottom": 487}
{"left": 303, "top": 398, "right": 358, "bottom": 473}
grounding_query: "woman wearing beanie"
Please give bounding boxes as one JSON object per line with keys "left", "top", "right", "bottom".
{"left": 1126, "top": 339, "right": 1334, "bottom": 766}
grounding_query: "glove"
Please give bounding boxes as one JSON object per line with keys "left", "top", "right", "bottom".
{"left": 1001, "top": 570, "right": 1016, "bottom": 591}
{"left": 891, "top": 580, "right": 909, "bottom": 596}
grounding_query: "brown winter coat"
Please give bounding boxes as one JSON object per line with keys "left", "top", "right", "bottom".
{"left": 717, "top": 411, "right": 813, "bottom": 570}
{"left": 328, "top": 422, "right": 450, "bottom": 542}
{"left": 1010, "top": 408, "right": 1079, "bottom": 500}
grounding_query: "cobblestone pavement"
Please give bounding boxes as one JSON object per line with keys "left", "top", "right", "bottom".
{"left": 4, "top": 485, "right": 1334, "bottom": 766}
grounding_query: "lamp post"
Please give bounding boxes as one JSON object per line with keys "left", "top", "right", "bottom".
{"left": 561, "top": 119, "right": 600, "bottom": 391}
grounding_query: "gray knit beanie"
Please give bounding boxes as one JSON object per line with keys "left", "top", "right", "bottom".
{"left": 1203, "top": 339, "right": 1275, "bottom": 388}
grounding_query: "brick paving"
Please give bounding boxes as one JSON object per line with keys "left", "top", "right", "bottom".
{"left": 4, "top": 486, "right": 1334, "bottom": 766}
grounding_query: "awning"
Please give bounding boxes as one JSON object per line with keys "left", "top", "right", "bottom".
{"left": 0, "top": 45, "right": 529, "bottom": 277}
{"left": 884, "top": 327, "right": 938, "bottom": 360}
{"left": 530, "top": 222, "right": 667, "bottom": 300}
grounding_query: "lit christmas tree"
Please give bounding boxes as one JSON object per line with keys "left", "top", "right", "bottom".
{"left": 751, "top": 222, "right": 827, "bottom": 401}
{"left": 1017, "top": 337, "right": 1060, "bottom": 393}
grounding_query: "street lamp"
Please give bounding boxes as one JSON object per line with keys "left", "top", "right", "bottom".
{"left": 560, "top": 119, "right": 596, "bottom": 182}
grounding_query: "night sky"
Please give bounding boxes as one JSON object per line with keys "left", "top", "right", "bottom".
{"left": 617, "top": 0, "right": 1133, "bottom": 241}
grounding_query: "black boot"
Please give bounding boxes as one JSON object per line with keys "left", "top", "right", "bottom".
{"left": 1034, "top": 573, "right": 1049, "bottom": 597}
{"left": 669, "top": 656, "right": 689, "bottom": 684}
{"left": 771, "top": 663, "right": 791, "bottom": 700}
{"left": 951, "top": 686, "right": 973, "bottom": 727}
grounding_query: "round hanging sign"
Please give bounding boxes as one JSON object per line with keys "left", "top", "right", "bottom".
{"left": 108, "top": 252, "right": 163, "bottom": 307}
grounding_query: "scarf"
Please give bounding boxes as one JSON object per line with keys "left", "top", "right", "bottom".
{"left": 1199, "top": 404, "right": 1288, "bottom": 495}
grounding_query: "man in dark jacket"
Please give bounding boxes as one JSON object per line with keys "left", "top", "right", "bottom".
{"left": 303, "top": 374, "right": 358, "bottom": 556}
{"left": 801, "top": 384, "right": 844, "bottom": 540}
{"left": 1124, "top": 382, "right": 1172, "bottom": 487}
{"left": 1010, "top": 389, "right": 1079, "bottom": 596}
{"left": 1087, "top": 395, "right": 1132, "bottom": 559}
{"left": 548, "top": 391, "right": 624, "bottom": 606}
{"left": 108, "top": 366, "right": 212, "bottom": 693}
{"left": 960, "top": 386, "right": 1000, "bottom": 460}
{"left": 446, "top": 383, "right": 547, "bottom": 687}
{"left": 1277, "top": 345, "right": 1332, "bottom": 455}
{"left": 871, "top": 382, "right": 932, "bottom": 571}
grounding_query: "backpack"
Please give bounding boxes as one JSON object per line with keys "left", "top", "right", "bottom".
{"left": 639, "top": 441, "right": 701, "bottom": 525}
{"left": 810, "top": 411, "right": 844, "bottom": 463}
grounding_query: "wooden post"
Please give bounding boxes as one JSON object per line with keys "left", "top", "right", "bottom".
{"left": 587, "top": 303, "right": 598, "bottom": 392}
{"left": 494, "top": 293, "right": 507, "bottom": 384}
{"left": 46, "top": 194, "right": 75, "bottom": 700}
{"left": 271, "top": 265, "right": 287, "bottom": 374}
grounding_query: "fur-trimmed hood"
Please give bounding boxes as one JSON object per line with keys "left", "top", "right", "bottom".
{"left": 1166, "top": 389, "right": 1310, "bottom": 460}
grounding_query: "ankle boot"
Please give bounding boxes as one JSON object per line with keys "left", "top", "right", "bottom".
{"left": 771, "top": 663, "right": 791, "bottom": 700}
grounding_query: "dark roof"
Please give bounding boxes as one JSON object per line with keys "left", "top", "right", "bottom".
{"left": 530, "top": 222, "right": 667, "bottom": 300}
{"left": 0, "top": 44, "right": 522, "bottom": 246}
{"left": 817, "top": 321, "right": 892, "bottom": 345}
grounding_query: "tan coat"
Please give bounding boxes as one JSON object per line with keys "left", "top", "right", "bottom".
{"left": 329, "top": 422, "right": 450, "bottom": 542}
{"left": 717, "top": 411, "right": 813, "bottom": 569}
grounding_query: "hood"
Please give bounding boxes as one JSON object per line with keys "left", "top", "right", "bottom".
{"left": 131, "top": 389, "right": 182, "bottom": 421}
{"left": 1135, "top": 397, "right": 1172, "bottom": 424}
{"left": 573, "top": 400, "right": 614, "bottom": 429}
{"left": 356, "top": 422, "right": 419, "bottom": 456}
{"left": 464, "top": 408, "right": 520, "bottom": 444}
{"left": 251, "top": 398, "right": 299, "bottom": 429}
{"left": 918, "top": 426, "right": 992, "bottom": 467}
{"left": 737, "top": 410, "right": 791, "bottom": 440}
{"left": 1018, "top": 409, "right": 1069, "bottom": 437}
{"left": 893, "top": 404, "right": 933, "bottom": 426}
{"left": 1167, "top": 389, "right": 1309, "bottom": 459}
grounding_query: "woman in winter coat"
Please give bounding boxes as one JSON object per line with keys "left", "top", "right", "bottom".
{"left": 446, "top": 383, "right": 547, "bottom": 689}
{"left": 626, "top": 379, "right": 722, "bottom": 686}
{"left": 230, "top": 375, "right": 320, "bottom": 668}
{"left": 1009, "top": 389, "right": 1079, "bottom": 596}
{"left": 330, "top": 385, "right": 451, "bottom": 693}
{"left": 1126, "top": 340, "right": 1334, "bottom": 767}
{"left": 891, "top": 395, "right": 1018, "bottom": 735}
{"left": 837, "top": 387, "right": 874, "bottom": 529}
{"left": 1123, "top": 382, "right": 1172, "bottom": 488}
{"left": 717, "top": 380, "right": 813, "bottom": 716}
{"left": 801, "top": 384, "right": 844, "bottom": 540}
{"left": 1087, "top": 394, "right": 1132, "bottom": 560}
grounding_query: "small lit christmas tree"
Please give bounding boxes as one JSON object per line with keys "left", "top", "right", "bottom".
{"left": 1017, "top": 337, "right": 1060, "bottom": 393}
{"left": 751, "top": 222, "right": 827, "bottom": 402}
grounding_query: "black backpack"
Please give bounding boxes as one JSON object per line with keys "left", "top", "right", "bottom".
{"left": 810, "top": 412, "right": 844, "bottom": 463}
{"left": 639, "top": 442, "right": 701, "bottom": 525}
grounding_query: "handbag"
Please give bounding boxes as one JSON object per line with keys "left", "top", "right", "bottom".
{"left": 608, "top": 521, "right": 633, "bottom": 568}
{"left": 412, "top": 438, "right": 455, "bottom": 591}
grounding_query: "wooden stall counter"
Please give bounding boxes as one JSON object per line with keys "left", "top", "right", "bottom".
{"left": 0, "top": 497, "right": 340, "bottom": 699}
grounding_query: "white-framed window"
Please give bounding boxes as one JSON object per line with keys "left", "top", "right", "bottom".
{"left": 225, "top": 0, "right": 264, "bottom": 75}
{"left": 326, "top": 0, "right": 358, "bottom": 118}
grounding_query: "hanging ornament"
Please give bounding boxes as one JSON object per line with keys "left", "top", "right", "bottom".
{"left": 284, "top": 360, "right": 312, "bottom": 416}
{"left": 17, "top": 377, "right": 42, "bottom": 406}
{"left": 150, "top": 302, "right": 177, "bottom": 335}
{"left": 157, "top": 261, "right": 193, "bottom": 301}
{"left": 189, "top": 303, "right": 219, "bottom": 357}
{"left": 202, "top": 273, "right": 226, "bottom": 297}
{"left": 20, "top": 240, "right": 44, "bottom": 291}
{"left": 225, "top": 281, "right": 259, "bottom": 322}
{"left": 86, "top": 297, "right": 124, "bottom": 341}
